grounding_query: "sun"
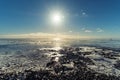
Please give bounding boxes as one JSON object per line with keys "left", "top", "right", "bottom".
{"left": 51, "top": 12, "right": 63, "bottom": 24}
{"left": 53, "top": 14, "right": 61, "bottom": 22}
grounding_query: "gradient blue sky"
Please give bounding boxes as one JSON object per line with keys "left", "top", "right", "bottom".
{"left": 0, "top": 0, "right": 120, "bottom": 38}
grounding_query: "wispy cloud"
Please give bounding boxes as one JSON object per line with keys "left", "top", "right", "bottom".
{"left": 0, "top": 32, "right": 82, "bottom": 39}
{"left": 96, "top": 28, "right": 104, "bottom": 32}
{"left": 72, "top": 9, "right": 88, "bottom": 17}
{"left": 81, "top": 12, "right": 88, "bottom": 17}
{"left": 82, "top": 27, "right": 104, "bottom": 33}
{"left": 85, "top": 30, "right": 92, "bottom": 33}
{"left": 0, "top": 32, "right": 96, "bottom": 39}
{"left": 81, "top": 28, "right": 85, "bottom": 30}
{"left": 81, "top": 27, "right": 92, "bottom": 33}
{"left": 69, "top": 30, "right": 72, "bottom": 33}
{"left": 0, "top": 33, "right": 55, "bottom": 38}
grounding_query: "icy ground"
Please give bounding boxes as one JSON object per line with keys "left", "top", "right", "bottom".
{"left": 0, "top": 38, "right": 120, "bottom": 77}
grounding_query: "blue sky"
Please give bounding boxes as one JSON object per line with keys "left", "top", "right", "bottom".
{"left": 0, "top": 0, "right": 120, "bottom": 38}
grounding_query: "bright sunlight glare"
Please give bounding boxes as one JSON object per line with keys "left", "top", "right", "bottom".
{"left": 53, "top": 37, "right": 61, "bottom": 41}
{"left": 51, "top": 12, "right": 64, "bottom": 24}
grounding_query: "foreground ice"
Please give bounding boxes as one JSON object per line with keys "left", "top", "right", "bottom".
{"left": 0, "top": 38, "right": 120, "bottom": 79}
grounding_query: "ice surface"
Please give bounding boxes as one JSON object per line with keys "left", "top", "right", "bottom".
{"left": 0, "top": 38, "right": 120, "bottom": 76}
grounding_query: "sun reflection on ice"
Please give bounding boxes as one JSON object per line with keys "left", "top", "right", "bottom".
{"left": 53, "top": 37, "right": 62, "bottom": 51}
{"left": 53, "top": 37, "right": 61, "bottom": 41}
{"left": 55, "top": 57, "right": 59, "bottom": 61}
{"left": 53, "top": 46, "right": 62, "bottom": 51}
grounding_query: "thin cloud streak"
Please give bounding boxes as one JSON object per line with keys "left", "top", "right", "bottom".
{"left": 85, "top": 30, "right": 92, "bottom": 33}
{"left": 97, "top": 28, "right": 104, "bottom": 32}
{"left": 0, "top": 32, "right": 92, "bottom": 39}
